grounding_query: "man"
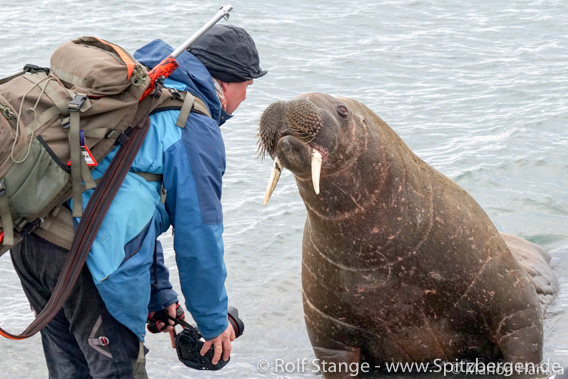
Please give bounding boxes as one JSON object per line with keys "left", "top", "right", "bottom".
{"left": 11, "top": 24, "right": 266, "bottom": 378}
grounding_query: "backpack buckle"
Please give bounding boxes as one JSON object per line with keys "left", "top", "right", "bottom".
{"left": 105, "top": 127, "right": 131, "bottom": 146}
{"left": 68, "top": 94, "right": 88, "bottom": 112}
{"left": 0, "top": 104, "right": 16, "bottom": 121}
{"left": 168, "top": 88, "right": 182, "bottom": 100}
{"left": 18, "top": 218, "right": 42, "bottom": 239}
{"left": 23, "top": 64, "right": 50, "bottom": 75}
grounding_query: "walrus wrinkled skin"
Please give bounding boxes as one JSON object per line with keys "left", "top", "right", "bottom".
{"left": 258, "top": 93, "right": 558, "bottom": 378}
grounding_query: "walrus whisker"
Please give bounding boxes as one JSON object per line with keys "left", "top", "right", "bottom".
{"left": 311, "top": 150, "right": 322, "bottom": 195}
{"left": 263, "top": 157, "right": 283, "bottom": 206}
{"left": 258, "top": 100, "right": 286, "bottom": 159}
{"left": 256, "top": 128, "right": 277, "bottom": 159}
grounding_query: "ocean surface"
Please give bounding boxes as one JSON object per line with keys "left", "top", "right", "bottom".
{"left": 0, "top": 0, "right": 566, "bottom": 378}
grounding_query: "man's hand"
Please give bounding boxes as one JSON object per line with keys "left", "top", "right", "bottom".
{"left": 147, "top": 302, "right": 185, "bottom": 348}
{"left": 200, "top": 324, "right": 236, "bottom": 365}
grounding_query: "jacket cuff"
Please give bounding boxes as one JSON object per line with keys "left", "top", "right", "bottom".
{"left": 200, "top": 318, "right": 229, "bottom": 340}
{"left": 148, "top": 289, "right": 178, "bottom": 312}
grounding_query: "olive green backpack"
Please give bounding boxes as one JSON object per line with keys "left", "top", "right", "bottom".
{"left": 0, "top": 36, "right": 210, "bottom": 254}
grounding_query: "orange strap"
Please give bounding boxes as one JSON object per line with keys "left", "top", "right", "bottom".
{"left": 94, "top": 37, "right": 136, "bottom": 79}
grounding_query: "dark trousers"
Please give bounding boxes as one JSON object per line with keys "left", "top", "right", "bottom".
{"left": 10, "top": 233, "right": 148, "bottom": 379}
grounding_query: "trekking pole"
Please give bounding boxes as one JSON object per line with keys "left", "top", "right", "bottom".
{"left": 140, "top": 4, "right": 233, "bottom": 100}
{"left": 0, "top": 4, "right": 233, "bottom": 341}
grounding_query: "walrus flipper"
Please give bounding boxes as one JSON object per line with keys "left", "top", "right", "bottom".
{"left": 311, "top": 346, "right": 362, "bottom": 379}
{"left": 303, "top": 294, "right": 364, "bottom": 379}
{"left": 501, "top": 233, "right": 560, "bottom": 312}
{"left": 495, "top": 307, "right": 544, "bottom": 363}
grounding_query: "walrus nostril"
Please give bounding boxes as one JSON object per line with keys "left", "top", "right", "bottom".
{"left": 285, "top": 98, "right": 322, "bottom": 144}
{"left": 257, "top": 101, "right": 286, "bottom": 158}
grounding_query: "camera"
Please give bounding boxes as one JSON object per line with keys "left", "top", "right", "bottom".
{"left": 174, "top": 306, "right": 244, "bottom": 370}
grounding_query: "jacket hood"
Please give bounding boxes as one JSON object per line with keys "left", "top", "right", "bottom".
{"left": 134, "top": 39, "right": 222, "bottom": 124}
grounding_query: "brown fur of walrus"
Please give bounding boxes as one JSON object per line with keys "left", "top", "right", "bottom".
{"left": 258, "top": 92, "right": 558, "bottom": 378}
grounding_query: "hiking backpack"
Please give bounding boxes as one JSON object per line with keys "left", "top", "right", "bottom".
{"left": 0, "top": 36, "right": 210, "bottom": 254}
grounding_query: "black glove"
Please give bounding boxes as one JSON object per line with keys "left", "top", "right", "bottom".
{"left": 147, "top": 302, "right": 185, "bottom": 334}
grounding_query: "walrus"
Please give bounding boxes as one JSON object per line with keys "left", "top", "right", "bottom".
{"left": 257, "top": 93, "right": 559, "bottom": 378}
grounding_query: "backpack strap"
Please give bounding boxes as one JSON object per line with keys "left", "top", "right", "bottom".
{"left": 176, "top": 93, "right": 195, "bottom": 128}
{"left": 153, "top": 89, "right": 212, "bottom": 127}
{"left": 32, "top": 205, "right": 75, "bottom": 250}
{"left": 174, "top": 91, "right": 213, "bottom": 127}
{"left": 190, "top": 96, "right": 211, "bottom": 119}
{"left": 0, "top": 71, "right": 26, "bottom": 86}
{"left": 68, "top": 94, "right": 96, "bottom": 218}
{"left": 0, "top": 180, "right": 14, "bottom": 246}
{"left": 0, "top": 64, "right": 51, "bottom": 87}
{"left": 133, "top": 172, "right": 162, "bottom": 182}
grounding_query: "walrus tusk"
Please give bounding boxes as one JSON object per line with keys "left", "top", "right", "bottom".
{"left": 264, "top": 157, "right": 283, "bottom": 206}
{"left": 311, "top": 150, "right": 322, "bottom": 195}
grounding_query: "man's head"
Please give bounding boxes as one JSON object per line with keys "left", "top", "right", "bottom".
{"left": 188, "top": 24, "right": 266, "bottom": 114}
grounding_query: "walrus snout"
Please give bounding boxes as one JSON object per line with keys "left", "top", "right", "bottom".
{"left": 257, "top": 98, "right": 323, "bottom": 158}
{"left": 259, "top": 98, "right": 325, "bottom": 205}
{"left": 284, "top": 98, "right": 323, "bottom": 144}
{"left": 284, "top": 98, "right": 324, "bottom": 196}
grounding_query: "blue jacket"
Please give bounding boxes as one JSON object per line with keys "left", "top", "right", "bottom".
{"left": 72, "top": 40, "right": 230, "bottom": 341}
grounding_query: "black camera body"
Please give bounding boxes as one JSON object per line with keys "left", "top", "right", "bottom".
{"left": 175, "top": 306, "right": 244, "bottom": 370}
{"left": 175, "top": 327, "right": 227, "bottom": 370}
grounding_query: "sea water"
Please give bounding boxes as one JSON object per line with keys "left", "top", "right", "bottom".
{"left": 0, "top": 1, "right": 566, "bottom": 378}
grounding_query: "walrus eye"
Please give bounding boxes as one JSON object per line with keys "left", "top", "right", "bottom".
{"left": 337, "top": 105, "right": 349, "bottom": 118}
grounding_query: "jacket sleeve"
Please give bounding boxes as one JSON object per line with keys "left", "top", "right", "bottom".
{"left": 161, "top": 110, "right": 229, "bottom": 340}
{"left": 148, "top": 238, "right": 179, "bottom": 312}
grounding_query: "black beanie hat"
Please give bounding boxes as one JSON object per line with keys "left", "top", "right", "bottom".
{"left": 188, "top": 24, "right": 267, "bottom": 83}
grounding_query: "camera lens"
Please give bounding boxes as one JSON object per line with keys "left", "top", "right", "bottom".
{"left": 227, "top": 306, "right": 244, "bottom": 338}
